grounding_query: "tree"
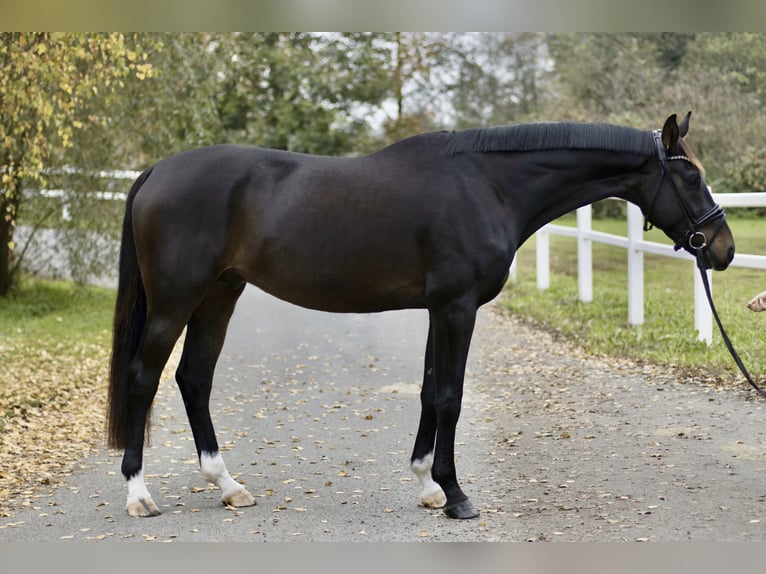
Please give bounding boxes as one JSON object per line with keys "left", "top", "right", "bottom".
{"left": 379, "top": 32, "right": 459, "bottom": 142}
{"left": 450, "top": 33, "right": 547, "bottom": 129}
{"left": 544, "top": 33, "right": 667, "bottom": 124}
{"left": 214, "top": 33, "right": 392, "bottom": 155}
{"left": 102, "top": 33, "right": 225, "bottom": 167}
{"left": 0, "top": 33, "right": 155, "bottom": 294}
{"left": 674, "top": 33, "right": 766, "bottom": 186}
{"left": 540, "top": 32, "right": 766, "bottom": 198}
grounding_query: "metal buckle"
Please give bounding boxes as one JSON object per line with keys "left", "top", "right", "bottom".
{"left": 688, "top": 231, "right": 707, "bottom": 250}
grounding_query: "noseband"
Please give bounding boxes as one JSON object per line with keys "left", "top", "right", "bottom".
{"left": 644, "top": 129, "right": 727, "bottom": 255}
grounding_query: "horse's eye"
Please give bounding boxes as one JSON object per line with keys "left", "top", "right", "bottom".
{"left": 686, "top": 173, "right": 701, "bottom": 188}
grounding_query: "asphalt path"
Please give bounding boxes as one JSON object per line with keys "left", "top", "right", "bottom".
{"left": 2, "top": 285, "right": 766, "bottom": 541}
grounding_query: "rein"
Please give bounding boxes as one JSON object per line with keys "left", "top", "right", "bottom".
{"left": 694, "top": 251, "right": 766, "bottom": 398}
{"left": 646, "top": 129, "right": 766, "bottom": 398}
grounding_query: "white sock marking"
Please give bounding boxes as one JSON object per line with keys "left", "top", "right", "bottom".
{"left": 126, "top": 466, "right": 152, "bottom": 507}
{"left": 200, "top": 451, "right": 245, "bottom": 501}
{"left": 411, "top": 452, "right": 447, "bottom": 507}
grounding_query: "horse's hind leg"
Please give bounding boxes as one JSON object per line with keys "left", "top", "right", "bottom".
{"left": 122, "top": 312, "right": 187, "bottom": 517}
{"left": 175, "top": 277, "right": 255, "bottom": 509}
{"left": 410, "top": 324, "right": 447, "bottom": 508}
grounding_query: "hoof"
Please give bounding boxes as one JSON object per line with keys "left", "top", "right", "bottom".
{"left": 420, "top": 485, "right": 447, "bottom": 508}
{"left": 444, "top": 499, "right": 479, "bottom": 520}
{"left": 126, "top": 497, "right": 161, "bottom": 517}
{"left": 222, "top": 488, "right": 256, "bottom": 508}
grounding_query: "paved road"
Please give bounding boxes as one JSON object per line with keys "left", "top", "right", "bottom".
{"left": 2, "top": 285, "right": 766, "bottom": 541}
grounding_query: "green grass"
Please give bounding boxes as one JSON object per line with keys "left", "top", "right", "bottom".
{"left": 0, "top": 278, "right": 115, "bottom": 427}
{"left": 502, "top": 214, "right": 766, "bottom": 381}
{"left": 0, "top": 277, "right": 115, "bottom": 346}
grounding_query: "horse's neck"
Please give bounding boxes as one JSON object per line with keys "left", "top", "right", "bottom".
{"left": 483, "top": 150, "right": 652, "bottom": 245}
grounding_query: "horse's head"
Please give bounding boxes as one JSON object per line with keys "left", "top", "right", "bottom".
{"left": 642, "top": 112, "right": 734, "bottom": 271}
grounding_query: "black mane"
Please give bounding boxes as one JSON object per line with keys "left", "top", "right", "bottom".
{"left": 446, "top": 122, "right": 654, "bottom": 157}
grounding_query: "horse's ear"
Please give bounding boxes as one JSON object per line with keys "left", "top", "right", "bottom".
{"left": 678, "top": 111, "right": 691, "bottom": 139}
{"left": 661, "top": 114, "right": 679, "bottom": 151}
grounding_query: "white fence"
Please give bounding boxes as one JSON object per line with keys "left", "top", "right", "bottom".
{"left": 519, "top": 193, "right": 766, "bottom": 345}
{"left": 37, "top": 168, "right": 140, "bottom": 220}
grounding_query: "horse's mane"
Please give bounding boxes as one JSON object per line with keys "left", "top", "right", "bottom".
{"left": 446, "top": 122, "right": 655, "bottom": 157}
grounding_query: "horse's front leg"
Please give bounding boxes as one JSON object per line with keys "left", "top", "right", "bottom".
{"left": 416, "top": 301, "right": 479, "bottom": 519}
{"left": 410, "top": 324, "right": 447, "bottom": 508}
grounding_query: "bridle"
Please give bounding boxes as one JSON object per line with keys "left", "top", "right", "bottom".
{"left": 643, "top": 129, "right": 727, "bottom": 256}
{"left": 645, "top": 129, "right": 766, "bottom": 397}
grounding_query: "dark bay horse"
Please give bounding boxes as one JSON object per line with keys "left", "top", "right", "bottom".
{"left": 108, "top": 112, "right": 734, "bottom": 520}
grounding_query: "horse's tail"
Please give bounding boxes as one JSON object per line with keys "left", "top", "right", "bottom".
{"left": 107, "top": 167, "right": 153, "bottom": 450}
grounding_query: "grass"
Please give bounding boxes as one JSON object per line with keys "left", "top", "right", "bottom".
{"left": 501, "top": 214, "right": 766, "bottom": 382}
{"left": 0, "top": 278, "right": 114, "bottom": 429}
{"left": 0, "top": 277, "right": 114, "bottom": 348}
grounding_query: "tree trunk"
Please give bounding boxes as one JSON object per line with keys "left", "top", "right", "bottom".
{"left": 0, "top": 169, "right": 20, "bottom": 295}
{"left": 0, "top": 195, "right": 13, "bottom": 295}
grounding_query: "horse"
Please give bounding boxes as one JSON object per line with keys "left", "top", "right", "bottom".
{"left": 107, "top": 112, "right": 734, "bottom": 520}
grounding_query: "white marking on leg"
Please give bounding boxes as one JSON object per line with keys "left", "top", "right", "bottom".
{"left": 127, "top": 466, "right": 151, "bottom": 504}
{"left": 200, "top": 451, "right": 256, "bottom": 508}
{"left": 411, "top": 452, "right": 447, "bottom": 508}
{"left": 126, "top": 466, "right": 160, "bottom": 516}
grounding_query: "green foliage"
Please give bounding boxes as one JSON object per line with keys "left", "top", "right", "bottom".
{"left": 450, "top": 33, "right": 547, "bottom": 128}
{"left": 0, "top": 276, "right": 113, "bottom": 345}
{"left": 542, "top": 32, "right": 766, "bottom": 184}
{"left": 683, "top": 33, "right": 766, "bottom": 102}
{"left": 718, "top": 148, "right": 766, "bottom": 215}
{"left": 213, "top": 33, "right": 393, "bottom": 155}
{"left": 545, "top": 34, "right": 666, "bottom": 121}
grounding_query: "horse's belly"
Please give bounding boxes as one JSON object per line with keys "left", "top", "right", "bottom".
{"left": 238, "top": 242, "right": 427, "bottom": 313}
{"left": 250, "top": 272, "right": 427, "bottom": 313}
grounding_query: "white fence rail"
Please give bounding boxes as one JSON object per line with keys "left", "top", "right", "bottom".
{"left": 524, "top": 193, "right": 766, "bottom": 345}
{"left": 37, "top": 168, "right": 141, "bottom": 220}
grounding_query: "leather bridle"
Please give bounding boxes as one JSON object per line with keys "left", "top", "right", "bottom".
{"left": 644, "top": 129, "right": 727, "bottom": 258}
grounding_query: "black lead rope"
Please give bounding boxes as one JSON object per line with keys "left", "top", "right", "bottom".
{"left": 695, "top": 251, "right": 766, "bottom": 398}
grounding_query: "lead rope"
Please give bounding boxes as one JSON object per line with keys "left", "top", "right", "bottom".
{"left": 695, "top": 251, "right": 766, "bottom": 397}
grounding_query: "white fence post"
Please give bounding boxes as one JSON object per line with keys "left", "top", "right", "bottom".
{"left": 509, "top": 255, "right": 517, "bottom": 282}
{"left": 536, "top": 227, "right": 550, "bottom": 290}
{"left": 695, "top": 268, "right": 713, "bottom": 344}
{"left": 576, "top": 206, "right": 593, "bottom": 302}
{"left": 529, "top": 192, "right": 766, "bottom": 347}
{"left": 626, "top": 203, "right": 644, "bottom": 325}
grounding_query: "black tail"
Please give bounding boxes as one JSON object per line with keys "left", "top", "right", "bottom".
{"left": 107, "top": 168, "right": 153, "bottom": 450}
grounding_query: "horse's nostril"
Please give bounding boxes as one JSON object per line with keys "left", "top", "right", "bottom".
{"left": 728, "top": 246, "right": 735, "bottom": 263}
